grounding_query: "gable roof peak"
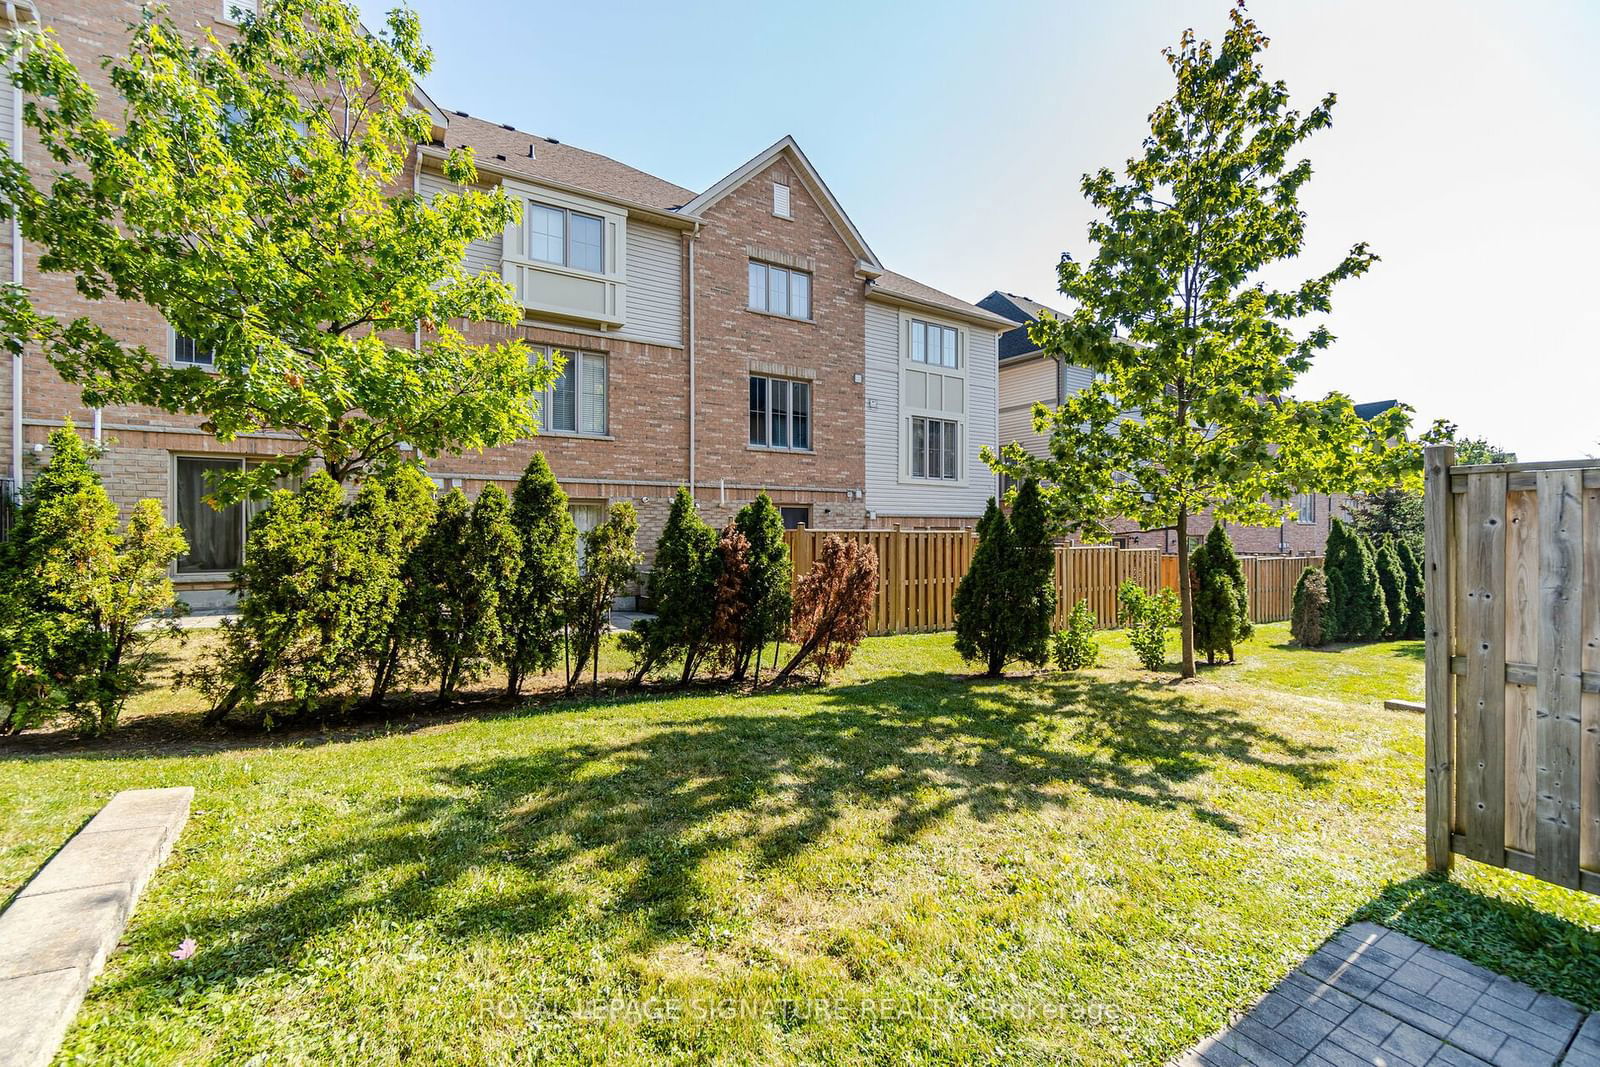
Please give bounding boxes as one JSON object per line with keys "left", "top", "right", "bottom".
{"left": 681, "top": 136, "right": 882, "bottom": 271}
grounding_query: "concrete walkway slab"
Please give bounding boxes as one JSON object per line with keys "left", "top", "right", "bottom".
{"left": 0, "top": 787, "right": 192, "bottom": 1067}
{"left": 1175, "top": 922, "right": 1591, "bottom": 1067}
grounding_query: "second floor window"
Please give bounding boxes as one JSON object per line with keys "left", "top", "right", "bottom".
{"left": 910, "top": 416, "right": 959, "bottom": 480}
{"left": 747, "top": 261, "right": 811, "bottom": 320}
{"left": 1296, "top": 493, "right": 1317, "bottom": 525}
{"left": 540, "top": 350, "right": 608, "bottom": 436}
{"left": 173, "top": 332, "right": 215, "bottom": 369}
{"left": 528, "top": 203, "right": 605, "bottom": 274}
{"left": 749, "top": 375, "right": 811, "bottom": 451}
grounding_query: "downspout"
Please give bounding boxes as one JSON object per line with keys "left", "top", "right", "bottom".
{"left": 7, "top": 0, "right": 34, "bottom": 487}
{"left": 685, "top": 224, "right": 698, "bottom": 495}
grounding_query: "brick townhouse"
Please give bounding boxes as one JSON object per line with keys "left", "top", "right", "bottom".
{"left": 981, "top": 290, "right": 1398, "bottom": 556}
{"left": 0, "top": 0, "right": 1014, "bottom": 606}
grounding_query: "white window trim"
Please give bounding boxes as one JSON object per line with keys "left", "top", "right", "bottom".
{"left": 1296, "top": 493, "right": 1317, "bottom": 525}
{"left": 217, "top": 0, "right": 258, "bottom": 24}
{"left": 897, "top": 310, "right": 969, "bottom": 487}
{"left": 536, "top": 347, "right": 610, "bottom": 437}
{"left": 169, "top": 325, "right": 218, "bottom": 372}
{"left": 747, "top": 373, "right": 814, "bottom": 453}
{"left": 500, "top": 180, "right": 628, "bottom": 328}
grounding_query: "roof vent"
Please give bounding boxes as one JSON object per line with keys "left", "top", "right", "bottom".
{"left": 500, "top": 123, "right": 515, "bottom": 130}
{"left": 545, "top": 137, "right": 559, "bottom": 145}
{"left": 452, "top": 109, "right": 469, "bottom": 117}
{"left": 494, "top": 153, "right": 506, "bottom": 161}
{"left": 527, "top": 143, "right": 536, "bottom": 158}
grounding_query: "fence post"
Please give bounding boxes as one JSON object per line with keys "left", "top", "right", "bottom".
{"left": 1423, "top": 443, "right": 1457, "bottom": 875}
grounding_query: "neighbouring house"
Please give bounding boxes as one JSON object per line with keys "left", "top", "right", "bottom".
{"left": 982, "top": 289, "right": 1401, "bottom": 556}
{"left": 0, "top": 0, "right": 1012, "bottom": 606}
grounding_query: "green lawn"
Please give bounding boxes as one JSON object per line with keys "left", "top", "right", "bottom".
{"left": 3, "top": 624, "right": 1597, "bottom": 1065}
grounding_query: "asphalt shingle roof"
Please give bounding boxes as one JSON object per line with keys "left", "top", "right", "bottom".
{"left": 442, "top": 114, "right": 696, "bottom": 213}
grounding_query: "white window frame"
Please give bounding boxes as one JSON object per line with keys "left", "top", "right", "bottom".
{"left": 170, "top": 455, "right": 296, "bottom": 578}
{"left": 500, "top": 181, "right": 628, "bottom": 328}
{"left": 219, "top": 0, "right": 258, "bottom": 23}
{"left": 899, "top": 312, "right": 968, "bottom": 485}
{"left": 536, "top": 347, "right": 609, "bottom": 437}
{"left": 747, "top": 260, "right": 812, "bottom": 321}
{"left": 909, "top": 416, "right": 960, "bottom": 481}
{"left": 526, "top": 202, "right": 605, "bottom": 274}
{"left": 169, "top": 326, "right": 217, "bottom": 371}
{"left": 748, "top": 374, "right": 812, "bottom": 452}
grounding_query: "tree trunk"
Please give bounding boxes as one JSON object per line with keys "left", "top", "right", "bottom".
{"left": 1176, "top": 503, "right": 1196, "bottom": 678}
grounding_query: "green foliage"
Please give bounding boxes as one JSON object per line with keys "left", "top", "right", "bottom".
{"left": 1397, "top": 539, "right": 1426, "bottom": 641}
{"left": 1347, "top": 487, "right": 1424, "bottom": 555}
{"left": 952, "top": 481, "right": 1057, "bottom": 678}
{"left": 1118, "top": 579, "right": 1180, "bottom": 672}
{"left": 730, "top": 493, "right": 793, "bottom": 683}
{"left": 1052, "top": 599, "right": 1099, "bottom": 672}
{"left": 203, "top": 471, "right": 407, "bottom": 723}
{"left": 1374, "top": 537, "right": 1410, "bottom": 640}
{"left": 624, "top": 487, "right": 718, "bottom": 684}
{"left": 0, "top": 424, "right": 185, "bottom": 735}
{"left": 0, "top": 0, "right": 554, "bottom": 501}
{"left": 502, "top": 455, "right": 577, "bottom": 695}
{"left": 1291, "top": 566, "right": 1330, "bottom": 648}
{"left": 412, "top": 487, "right": 521, "bottom": 701}
{"left": 773, "top": 535, "right": 880, "bottom": 685}
{"left": 1190, "top": 523, "right": 1251, "bottom": 666}
{"left": 359, "top": 465, "right": 437, "bottom": 707}
{"left": 567, "top": 502, "right": 640, "bottom": 692}
{"left": 1422, "top": 420, "right": 1514, "bottom": 466}
{"left": 1008, "top": 479, "right": 1059, "bottom": 669}
{"left": 1324, "top": 519, "right": 1388, "bottom": 642}
{"left": 953, "top": 499, "right": 1019, "bottom": 677}
{"left": 986, "top": 7, "right": 1417, "bottom": 676}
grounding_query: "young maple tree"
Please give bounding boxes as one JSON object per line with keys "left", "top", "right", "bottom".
{"left": 0, "top": 0, "right": 553, "bottom": 502}
{"left": 989, "top": 7, "right": 1416, "bottom": 676}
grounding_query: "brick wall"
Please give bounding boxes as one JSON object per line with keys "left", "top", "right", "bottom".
{"left": 690, "top": 158, "right": 866, "bottom": 528}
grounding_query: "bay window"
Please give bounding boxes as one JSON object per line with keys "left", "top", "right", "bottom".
{"left": 749, "top": 375, "right": 812, "bottom": 451}
{"left": 527, "top": 202, "right": 605, "bottom": 274}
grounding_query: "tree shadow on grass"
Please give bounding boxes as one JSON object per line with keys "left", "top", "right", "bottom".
{"left": 93, "top": 670, "right": 1338, "bottom": 1001}
{"left": 1354, "top": 872, "right": 1600, "bottom": 1011}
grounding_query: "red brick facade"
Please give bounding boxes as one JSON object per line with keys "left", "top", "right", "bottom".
{"left": 3, "top": 0, "right": 903, "bottom": 603}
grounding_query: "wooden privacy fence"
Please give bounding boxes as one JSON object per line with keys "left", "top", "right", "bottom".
{"left": 1424, "top": 445, "right": 1599, "bottom": 895}
{"left": 782, "top": 528, "right": 1161, "bottom": 636}
{"left": 1158, "top": 553, "right": 1323, "bottom": 624}
{"left": 782, "top": 527, "right": 1312, "bottom": 637}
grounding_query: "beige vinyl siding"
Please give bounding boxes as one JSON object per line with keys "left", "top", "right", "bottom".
{"left": 416, "top": 169, "right": 503, "bottom": 277}
{"left": 863, "top": 302, "right": 998, "bottom": 519}
{"left": 622, "top": 219, "right": 682, "bottom": 347}
{"left": 998, "top": 356, "right": 1096, "bottom": 458}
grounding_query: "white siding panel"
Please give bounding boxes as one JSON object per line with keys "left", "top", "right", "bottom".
{"left": 623, "top": 219, "right": 682, "bottom": 347}
{"left": 417, "top": 170, "right": 503, "bottom": 278}
{"left": 863, "top": 304, "right": 999, "bottom": 520}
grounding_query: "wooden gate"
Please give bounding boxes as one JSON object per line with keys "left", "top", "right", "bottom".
{"left": 1424, "top": 444, "right": 1599, "bottom": 894}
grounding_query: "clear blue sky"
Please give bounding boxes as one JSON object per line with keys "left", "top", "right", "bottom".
{"left": 360, "top": 0, "right": 1600, "bottom": 461}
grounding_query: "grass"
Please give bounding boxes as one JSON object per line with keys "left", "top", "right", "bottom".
{"left": 2, "top": 624, "right": 1597, "bottom": 1065}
